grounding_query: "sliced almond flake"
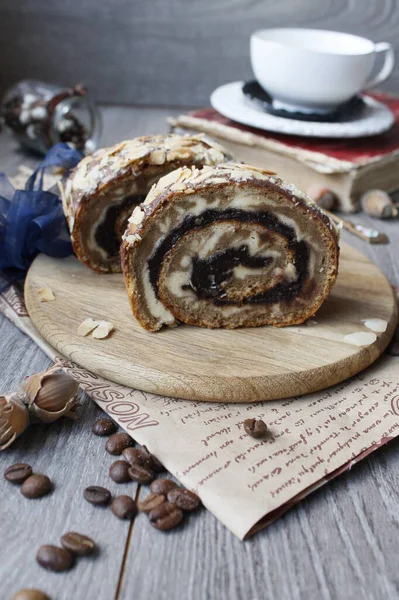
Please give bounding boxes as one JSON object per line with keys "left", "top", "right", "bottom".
{"left": 128, "top": 207, "right": 145, "bottom": 225}
{"left": 167, "top": 149, "right": 193, "bottom": 161}
{"left": 37, "top": 287, "right": 55, "bottom": 302}
{"left": 170, "top": 182, "right": 187, "bottom": 192}
{"left": 362, "top": 318, "right": 388, "bottom": 333}
{"left": 108, "top": 141, "right": 127, "bottom": 156}
{"left": 77, "top": 317, "right": 101, "bottom": 336}
{"left": 344, "top": 332, "right": 377, "bottom": 347}
{"left": 122, "top": 146, "right": 149, "bottom": 163}
{"left": 150, "top": 150, "right": 166, "bottom": 165}
{"left": 92, "top": 321, "right": 114, "bottom": 339}
{"left": 158, "top": 168, "right": 184, "bottom": 189}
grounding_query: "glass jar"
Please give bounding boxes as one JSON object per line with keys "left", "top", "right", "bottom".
{"left": 0, "top": 80, "right": 101, "bottom": 155}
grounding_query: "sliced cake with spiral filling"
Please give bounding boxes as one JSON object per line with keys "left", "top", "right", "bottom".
{"left": 59, "top": 134, "right": 232, "bottom": 272}
{"left": 121, "top": 163, "right": 340, "bottom": 331}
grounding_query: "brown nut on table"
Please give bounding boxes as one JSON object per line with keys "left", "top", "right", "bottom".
{"left": 243, "top": 418, "right": 268, "bottom": 439}
{"left": 12, "top": 589, "right": 51, "bottom": 600}
{"left": 20, "top": 474, "right": 52, "bottom": 499}
{"left": 149, "top": 501, "right": 183, "bottom": 531}
{"left": 307, "top": 184, "right": 338, "bottom": 211}
{"left": 150, "top": 479, "right": 178, "bottom": 495}
{"left": 128, "top": 464, "right": 154, "bottom": 484}
{"left": 105, "top": 432, "right": 134, "bottom": 455}
{"left": 360, "top": 189, "right": 398, "bottom": 219}
{"left": 137, "top": 493, "right": 166, "bottom": 513}
{"left": 109, "top": 460, "right": 131, "bottom": 483}
{"left": 4, "top": 463, "right": 32, "bottom": 484}
{"left": 122, "top": 447, "right": 152, "bottom": 469}
{"left": 111, "top": 495, "right": 137, "bottom": 520}
{"left": 167, "top": 488, "right": 201, "bottom": 511}
{"left": 60, "top": 532, "right": 96, "bottom": 556}
{"left": 36, "top": 545, "right": 74, "bottom": 572}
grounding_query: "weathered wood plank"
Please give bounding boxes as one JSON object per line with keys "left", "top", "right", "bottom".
{"left": 0, "top": 317, "right": 139, "bottom": 600}
{"left": 1, "top": 0, "right": 399, "bottom": 106}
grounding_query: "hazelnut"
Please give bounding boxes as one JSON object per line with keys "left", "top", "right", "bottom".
{"left": 360, "top": 189, "right": 398, "bottom": 219}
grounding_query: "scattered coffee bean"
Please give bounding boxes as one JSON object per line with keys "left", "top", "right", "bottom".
{"left": 137, "top": 493, "right": 165, "bottom": 513}
{"left": 109, "top": 460, "right": 131, "bottom": 483}
{"left": 141, "top": 445, "right": 165, "bottom": 472}
{"left": 4, "top": 463, "right": 32, "bottom": 484}
{"left": 20, "top": 474, "right": 52, "bottom": 499}
{"left": 36, "top": 544, "right": 74, "bottom": 572}
{"left": 92, "top": 417, "right": 117, "bottom": 436}
{"left": 83, "top": 485, "right": 111, "bottom": 506}
{"left": 167, "top": 488, "right": 201, "bottom": 511}
{"left": 60, "top": 532, "right": 95, "bottom": 556}
{"left": 243, "top": 418, "right": 268, "bottom": 439}
{"left": 11, "top": 589, "right": 50, "bottom": 600}
{"left": 111, "top": 495, "right": 137, "bottom": 520}
{"left": 150, "top": 478, "right": 178, "bottom": 495}
{"left": 122, "top": 447, "right": 152, "bottom": 469}
{"left": 387, "top": 340, "right": 399, "bottom": 356}
{"left": 128, "top": 464, "right": 154, "bottom": 484}
{"left": 149, "top": 501, "right": 183, "bottom": 531}
{"left": 105, "top": 432, "right": 134, "bottom": 455}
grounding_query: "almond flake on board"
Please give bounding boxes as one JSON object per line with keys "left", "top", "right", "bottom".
{"left": 92, "top": 321, "right": 114, "bottom": 339}
{"left": 344, "top": 331, "right": 377, "bottom": 347}
{"left": 362, "top": 318, "right": 388, "bottom": 333}
{"left": 37, "top": 287, "right": 55, "bottom": 302}
{"left": 78, "top": 317, "right": 101, "bottom": 336}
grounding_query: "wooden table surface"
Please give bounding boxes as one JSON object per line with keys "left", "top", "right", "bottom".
{"left": 1, "top": 106, "right": 399, "bottom": 600}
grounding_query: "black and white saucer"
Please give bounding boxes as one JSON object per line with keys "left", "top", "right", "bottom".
{"left": 210, "top": 81, "right": 394, "bottom": 138}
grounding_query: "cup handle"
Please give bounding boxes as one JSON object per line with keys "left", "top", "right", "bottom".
{"left": 365, "top": 42, "right": 395, "bottom": 89}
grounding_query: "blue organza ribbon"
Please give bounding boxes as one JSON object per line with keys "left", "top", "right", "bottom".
{"left": 0, "top": 143, "right": 83, "bottom": 290}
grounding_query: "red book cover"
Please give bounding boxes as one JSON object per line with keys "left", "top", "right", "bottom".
{"left": 188, "top": 93, "right": 399, "bottom": 166}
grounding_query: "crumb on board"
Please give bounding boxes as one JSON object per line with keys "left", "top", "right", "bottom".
{"left": 37, "top": 287, "right": 55, "bottom": 302}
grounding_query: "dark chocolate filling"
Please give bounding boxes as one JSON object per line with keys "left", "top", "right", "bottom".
{"left": 147, "top": 208, "right": 309, "bottom": 305}
{"left": 95, "top": 194, "right": 146, "bottom": 258}
{"left": 187, "top": 246, "right": 272, "bottom": 300}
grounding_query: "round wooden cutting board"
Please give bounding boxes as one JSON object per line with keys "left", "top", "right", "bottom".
{"left": 25, "top": 243, "right": 397, "bottom": 403}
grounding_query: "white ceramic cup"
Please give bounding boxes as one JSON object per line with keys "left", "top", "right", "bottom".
{"left": 250, "top": 28, "right": 395, "bottom": 113}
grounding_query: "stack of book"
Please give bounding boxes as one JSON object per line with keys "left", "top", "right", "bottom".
{"left": 169, "top": 93, "right": 399, "bottom": 213}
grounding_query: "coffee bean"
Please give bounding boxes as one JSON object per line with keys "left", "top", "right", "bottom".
{"left": 83, "top": 485, "right": 111, "bottom": 506}
{"left": 4, "top": 463, "right": 32, "bottom": 484}
{"left": 105, "top": 432, "right": 134, "bottom": 455}
{"left": 11, "top": 589, "right": 50, "bottom": 600}
{"left": 128, "top": 464, "right": 154, "bottom": 484}
{"left": 60, "top": 532, "right": 95, "bottom": 556}
{"left": 92, "top": 417, "right": 117, "bottom": 436}
{"left": 141, "top": 445, "right": 165, "bottom": 472}
{"left": 149, "top": 455, "right": 165, "bottom": 473}
{"left": 109, "top": 460, "right": 131, "bottom": 483}
{"left": 394, "top": 325, "right": 399, "bottom": 342}
{"left": 122, "top": 447, "right": 151, "bottom": 469}
{"left": 167, "top": 488, "right": 201, "bottom": 511}
{"left": 149, "top": 501, "right": 183, "bottom": 531}
{"left": 243, "top": 418, "right": 268, "bottom": 438}
{"left": 137, "top": 493, "right": 165, "bottom": 513}
{"left": 20, "top": 474, "right": 52, "bottom": 499}
{"left": 36, "top": 545, "right": 74, "bottom": 572}
{"left": 150, "top": 479, "right": 178, "bottom": 495}
{"left": 111, "top": 495, "right": 137, "bottom": 519}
